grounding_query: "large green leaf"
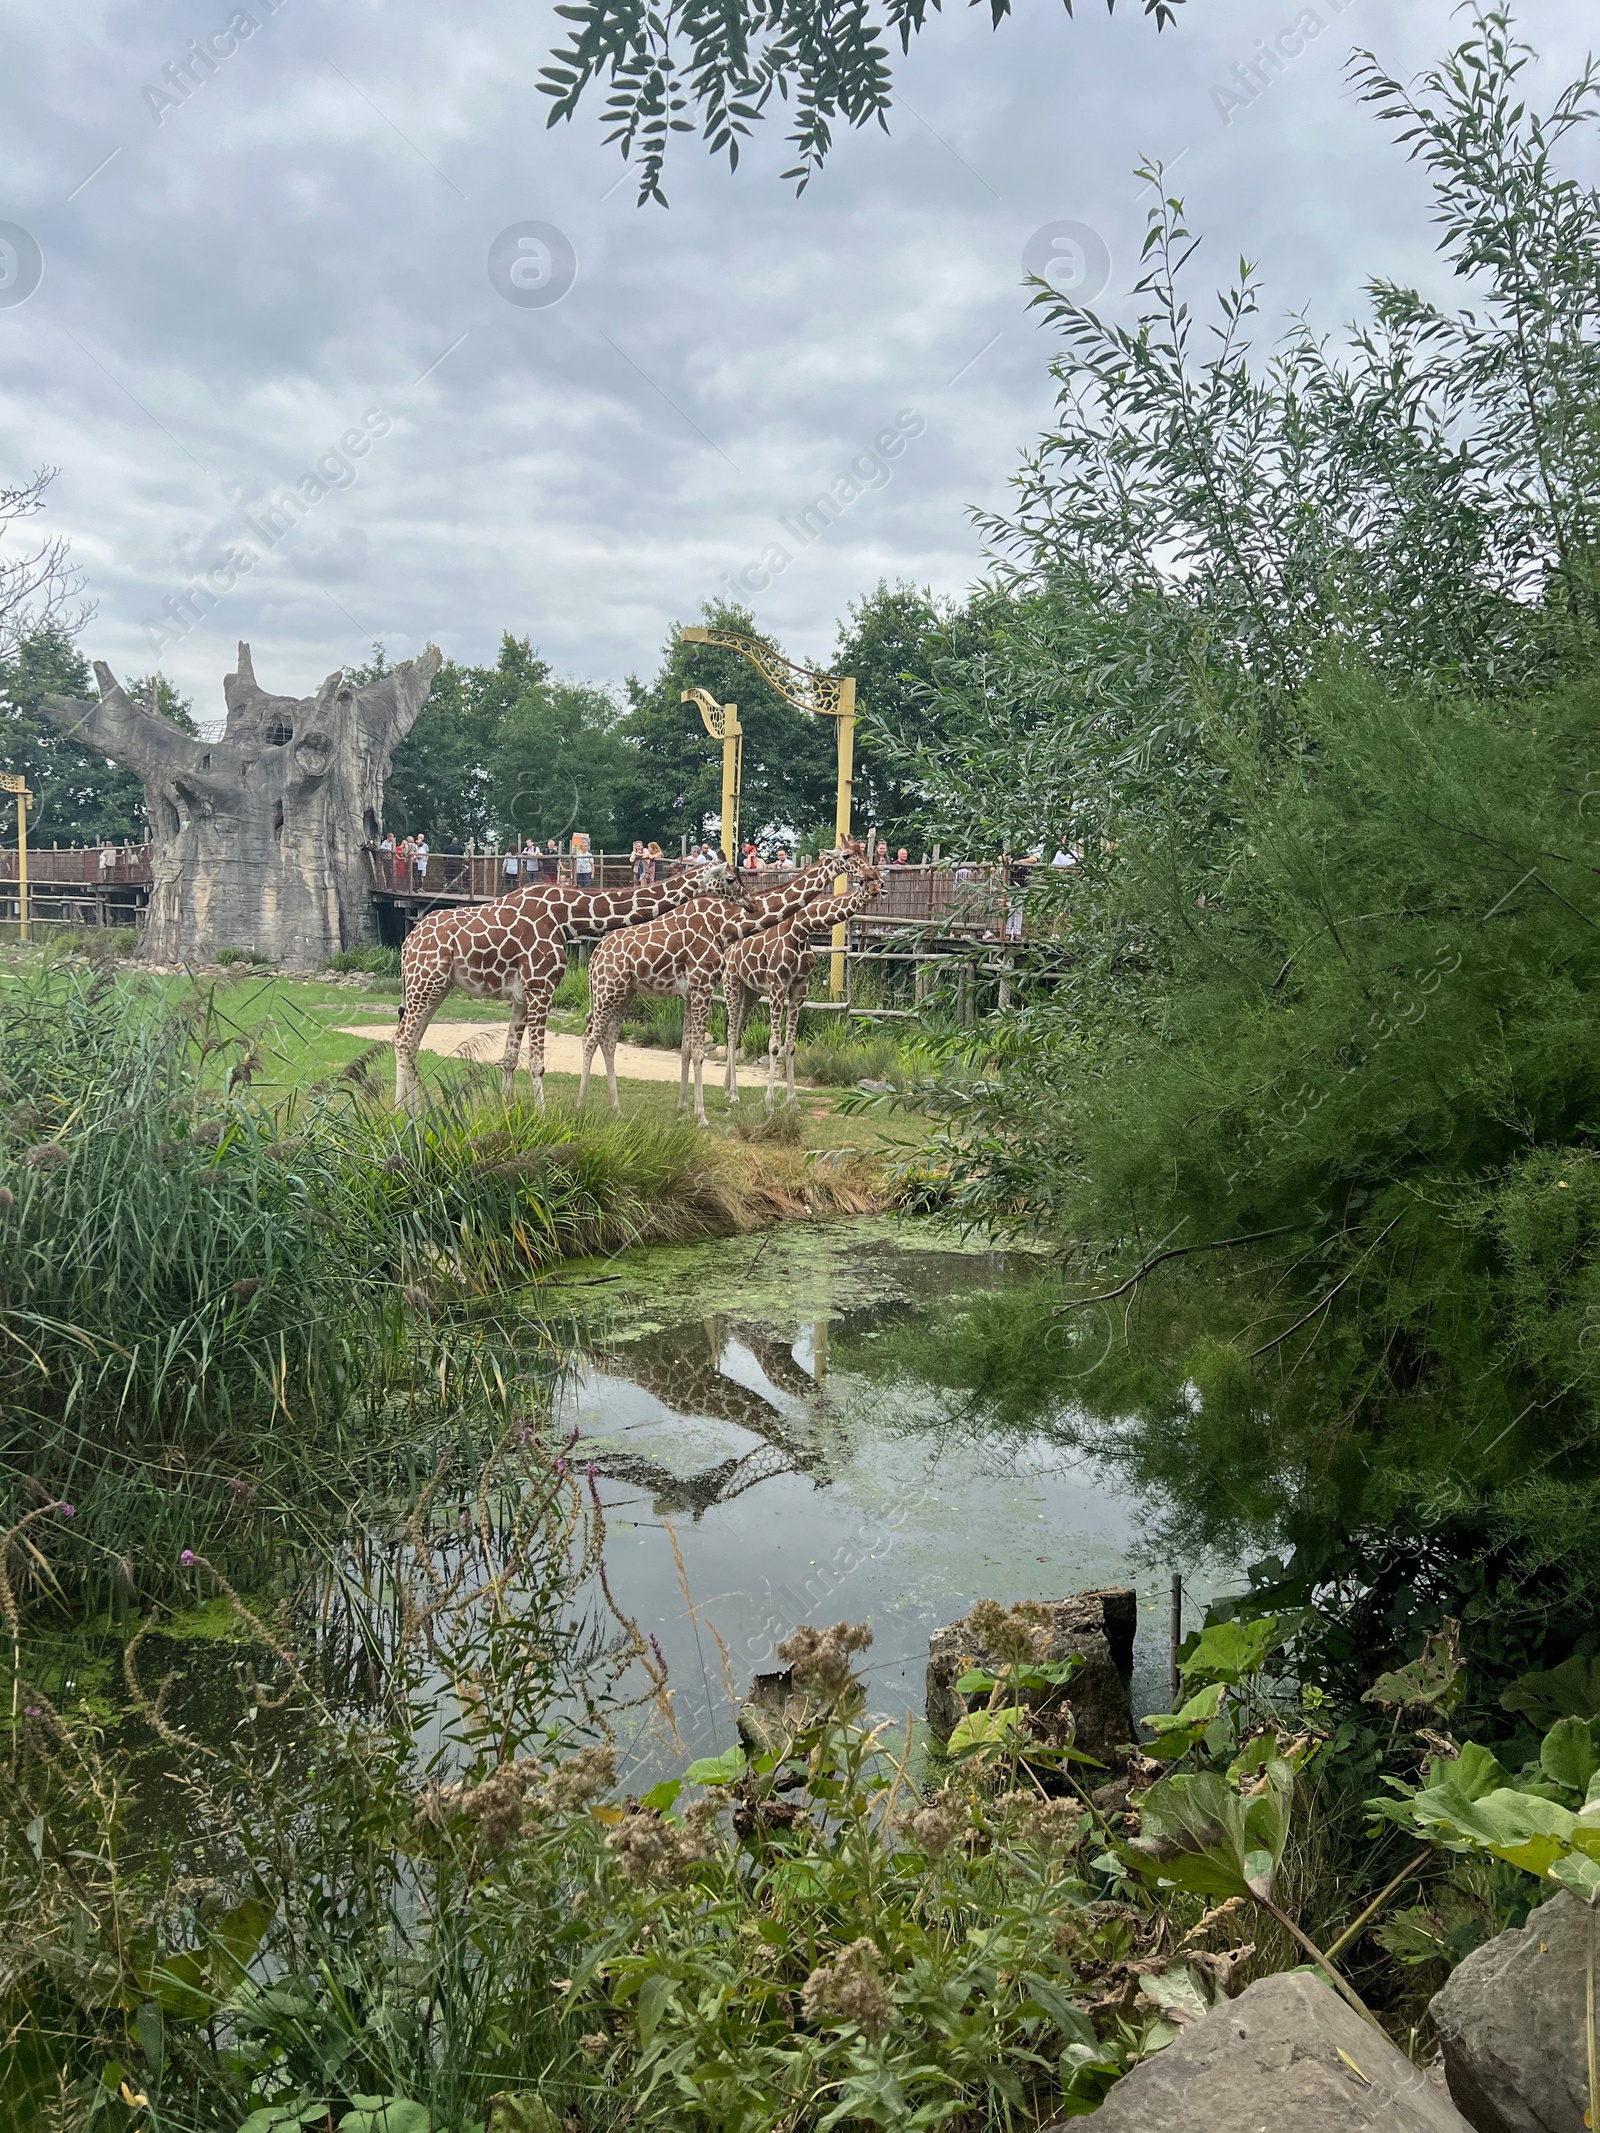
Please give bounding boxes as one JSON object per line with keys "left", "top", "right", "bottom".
{"left": 1178, "top": 1617, "right": 1283, "bottom": 1688}
{"left": 339, "top": 2100, "right": 431, "bottom": 2133}
{"left": 1502, "top": 1657, "right": 1600, "bottom": 1727}
{"left": 1362, "top": 1622, "right": 1464, "bottom": 1719}
{"left": 1125, "top": 1760, "right": 1293, "bottom": 1900}
{"left": 1140, "top": 1682, "right": 1227, "bottom": 1761}
{"left": 1540, "top": 1717, "right": 1600, "bottom": 1799}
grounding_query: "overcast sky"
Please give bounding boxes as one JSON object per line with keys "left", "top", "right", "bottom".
{"left": 2, "top": 0, "right": 1593, "bottom": 718}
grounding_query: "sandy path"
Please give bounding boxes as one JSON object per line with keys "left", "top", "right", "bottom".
{"left": 341, "top": 1020, "right": 780, "bottom": 1088}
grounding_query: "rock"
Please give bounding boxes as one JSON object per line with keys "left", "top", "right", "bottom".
{"left": 925, "top": 1587, "right": 1136, "bottom": 1767}
{"left": 1430, "top": 1890, "right": 1593, "bottom": 2133}
{"left": 1084, "top": 1970, "right": 1473, "bottom": 2132}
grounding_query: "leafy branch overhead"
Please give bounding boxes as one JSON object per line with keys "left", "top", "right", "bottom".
{"left": 537, "top": 0, "right": 1186, "bottom": 204}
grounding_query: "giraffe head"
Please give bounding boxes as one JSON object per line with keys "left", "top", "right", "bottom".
{"left": 667, "top": 859, "right": 757, "bottom": 910}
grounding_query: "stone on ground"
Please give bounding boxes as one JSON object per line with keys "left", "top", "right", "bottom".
{"left": 1429, "top": 1889, "right": 1593, "bottom": 2133}
{"left": 1084, "top": 1970, "right": 1472, "bottom": 2132}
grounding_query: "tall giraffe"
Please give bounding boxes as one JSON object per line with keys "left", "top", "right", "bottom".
{"left": 578, "top": 852, "right": 867, "bottom": 1125}
{"left": 394, "top": 867, "right": 749, "bottom": 1112}
{"left": 723, "top": 866, "right": 883, "bottom": 1111}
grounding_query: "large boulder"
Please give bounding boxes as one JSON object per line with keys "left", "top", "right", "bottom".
{"left": 1430, "top": 1890, "right": 1592, "bottom": 2133}
{"left": 925, "top": 1588, "right": 1136, "bottom": 1766}
{"left": 1085, "top": 1970, "right": 1472, "bottom": 2132}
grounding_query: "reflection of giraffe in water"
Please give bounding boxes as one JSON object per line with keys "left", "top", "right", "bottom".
{"left": 578, "top": 1319, "right": 831, "bottom": 1517}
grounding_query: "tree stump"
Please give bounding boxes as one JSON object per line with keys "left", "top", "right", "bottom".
{"left": 40, "top": 641, "right": 440, "bottom": 967}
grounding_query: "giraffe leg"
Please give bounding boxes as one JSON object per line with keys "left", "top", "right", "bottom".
{"left": 785, "top": 979, "right": 804, "bottom": 1104}
{"left": 501, "top": 979, "right": 529, "bottom": 1106}
{"left": 676, "top": 1005, "right": 692, "bottom": 1119}
{"left": 724, "top": 978, "right": 745, "bottom": 1106}
{"left": 525, "top": 950, "right": 563, "bottom": 1114}
{"left": 604, "top": 1009, "right": 622, "bottom": 1113}
{"left": 686, "top": 987, "right": 712, "bottom": 1128}
{"left": 765, "top": 981, "right": 783, "bottom": 1115}
{"left": 577, "top": 1000, "right": 603, "bottom": 1108}
{"left": 395, "top": 965, "right": 451, "bottom": 1113}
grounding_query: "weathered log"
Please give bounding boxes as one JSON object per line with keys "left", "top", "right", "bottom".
{"left": 39, "top": 641, "right": 440, "bottom": 966}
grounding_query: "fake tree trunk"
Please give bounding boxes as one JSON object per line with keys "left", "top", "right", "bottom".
{"left": 41, "top": 641, "right": 440, "bottom": 967}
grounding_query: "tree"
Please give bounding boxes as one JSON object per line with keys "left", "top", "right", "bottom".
{"left": 386, "top": 634, "right": 552, "bottom": 844}
{"left": 0, "top": 629, "right": 197, "bottom": 845}
{"left": 621, "top": 601, "right": 837, "bottom": 850}
{"left": 489, "top": 679, "right": 634, "bottom": 848}
{"left": 539, "top": 0, "right": 1184, "bottom": 204}
{"left": 38, "top": 642, "right": 440, "bottom": 965}
{"left": 0, "top": 469, "right": 88, "bottom": 664}
{"left": 836, "top": 579, "right": 1007, "bottom": 848}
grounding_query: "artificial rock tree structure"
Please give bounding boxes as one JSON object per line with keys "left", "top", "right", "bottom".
{"left": 41, "top": 642, "right": 441, "bottom": 967}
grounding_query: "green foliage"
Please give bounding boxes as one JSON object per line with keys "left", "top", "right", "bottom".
{"left": 491, "top": 676, "right": 634, "bottom": 849}
{"left": 0, "top": 628, "right": 195, "bottom": 844}
{"left": 621, "top": 600, "right": 837, "bottom": 849}
{"left": 382, "top": 634, "right": 547, "bottom": 845}
{"left": 324, "top": 946, "right": 404, "bottom": 976}
{"left": 855, "top": 11, "right": 1600, "bottom": 1715}
{"left": 0, "top": 957, "right": 738, "bottom": 1611}
{"left": 537, "top": 0, "right": 1184, "bottom": 204}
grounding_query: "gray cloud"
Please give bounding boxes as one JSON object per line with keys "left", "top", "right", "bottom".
{"left": 0, "top": 0, "right": 1593, "bottom": 709}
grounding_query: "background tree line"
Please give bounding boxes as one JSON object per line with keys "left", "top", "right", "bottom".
{"left": 0, "top": 587, "right": 963, "bottom": 856}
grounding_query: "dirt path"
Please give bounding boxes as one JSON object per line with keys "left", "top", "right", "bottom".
{"left": 341, "top": 1021, "right": 782, "bottom": 1088}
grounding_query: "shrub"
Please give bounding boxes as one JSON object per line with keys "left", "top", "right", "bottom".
{"left": 324, "top": 945, "right": 403, "bottom": 976}
{"left": 214, "top": 946, "right": 273, "bottom": 967}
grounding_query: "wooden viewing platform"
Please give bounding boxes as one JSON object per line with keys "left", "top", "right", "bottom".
{"left": 3, "top": 848, "right": 1052, "bottom": 1015}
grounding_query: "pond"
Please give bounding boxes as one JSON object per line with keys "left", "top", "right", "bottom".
{"left": 545, "top": 1217, "right": 1237, "bottom": 1780}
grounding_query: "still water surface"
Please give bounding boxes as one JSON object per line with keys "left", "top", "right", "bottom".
{"left": 549, "top": 1218, "right": 1234, "bottom": 1777}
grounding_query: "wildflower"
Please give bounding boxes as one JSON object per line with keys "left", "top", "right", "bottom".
{"left": 420, "top": 1759, "right": 543, "bottom": 1851}
{"left": 604, "top": 1802, "right": 717, "bottom": 1885}
{"left": 800, "top": 1938, "right": 894, "bottom": 2041}
{"left": 542, "top": 1744, "right": 616, "bottom": 1811}
{"left": 968, "top": 1598, "right": 1054, "bottom": 1667}
{"left": 24, "top": 1705, "right": 41, "bottom": 1718}
{"left": 578, "top": 2033, "right": 609, "bottom": 2059}
{"left": 22, "top": 1141, "right": 70, "bottom": 1172}
{"left": 0, "top": 1186, "right": 13, "bottom": 1212}
{"left": 179, "top": 1550, "right": 197, "bottom": 1567}
{"left": 899, "top": 1799, "right": 965, "bottom": 1858}
{"left": 776, "top": 1620, "right": 873, "bottom": 1700}
{"left": 229, "top": 1277, "right": 265, "bottom": 1301}
{"left": 225, "top": 1477, "right": 258, "bottom": 1503}
{"left": 56, "top": 1501, "right": 75, "bottom": 1518}
{"left": 998, "top": 1790, "right": 1085, "bottom": 1854}
{"left": 555, "top": 1459, "right": 566, "bottom": 1478}
{"left": 605, "top": 1810, "right": 687, "bottom": 1884}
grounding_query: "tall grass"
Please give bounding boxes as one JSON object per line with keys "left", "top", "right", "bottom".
{"left": 0, "top": 963, "right": 738, "bottom": 1613}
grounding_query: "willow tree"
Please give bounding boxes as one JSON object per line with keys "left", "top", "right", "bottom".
{"left": 40, "top": 641, "right": 441, "bottom": 966}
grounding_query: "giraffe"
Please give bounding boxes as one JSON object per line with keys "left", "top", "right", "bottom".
{"left": 393, "top": 865, "right": 750, "bottom": 1112}
{"left": 577, "top": 851, "right": 868, "bottom": 1126}
{"left": 723, "top": 865, "right": 883, "bottom": 1111}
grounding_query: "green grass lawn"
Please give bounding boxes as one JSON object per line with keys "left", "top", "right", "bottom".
{"left": 0, "top": 954, "right": 928, "bottom": 1150}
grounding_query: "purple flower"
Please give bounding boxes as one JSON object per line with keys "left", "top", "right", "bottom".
{"left": 566, "top": 1424, "right": 580, "bottom": 1448}
{"left": 24, "top": 1705, "right": 41, "bottom": 1718}
{"left": 56, "top": 1501, "right": 75, "bottom": 1518}
{"left": 585, "top": 1461, "right": 597, "bottom": 1478}
{"left": 179, "top": 1549, "right": 196, "bottom": 1567}
{"left": 554, "top": 1459, "right": 567, "bottom": 1478}
{"left": 648, "top": 1635, "right": 667, "bottom": 1672}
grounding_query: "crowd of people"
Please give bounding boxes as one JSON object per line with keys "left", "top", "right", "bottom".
{"left": 371, "top": 831, "right": 1084, "bottom": 949}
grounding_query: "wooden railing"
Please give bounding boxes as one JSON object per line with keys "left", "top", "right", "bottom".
{"left": 0, "top": 845, "right": 152, "bottom": 886}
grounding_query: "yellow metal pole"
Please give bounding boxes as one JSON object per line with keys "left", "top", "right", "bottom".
{"left": 1, "top": 775, "right": 31, "bottom": 941}
{"left": 722, "top": 711, "right": 742, "bottom": 864}
{"left": 829, "top": 677, "right": 855, "bottom": 996}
